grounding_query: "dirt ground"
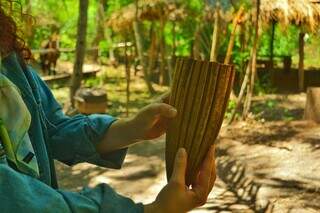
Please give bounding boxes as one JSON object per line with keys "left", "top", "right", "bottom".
{"left": 53, "top": 73, "right": 320, "bottom": 212}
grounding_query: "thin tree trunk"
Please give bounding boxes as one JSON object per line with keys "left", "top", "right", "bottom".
{"left": 133, "top": 0, "right": 155, "bottom": 94}
{"left": 124, "top": 35, "right": 130, "bottom": 117}
{"left": 92, "top": 0, "right": 106, "bottom": 62}
{"left": 243, "top": 0, "right": 260, "bottom": 118}
{"left": 70, "top": 0, "right": 89, "bottom": 107}
{"left": 159, "top": 18, "right": 167, "bottom": 85}
{"left": 224, "top": 6, "right": 245, "bottom": 64}
{"left": 228, "top": 58, "right": 252, "bottom": 124}
{"left": 106, "top": 31, "right": 116, "bottom": 64}
{"left": 223, "top": 6, "right": 245, "bottom": 101}
{"left": 210, "top": 7, "right": 221, "bottom": 62}
{"left": 192, "top": 25, "right": 202, "bottom": 60}
{"left": 25, "top": 0, "right": 34, "bottom": 45}
{"left": 147, "top": 22, "right": 157, "bottom": 82}
{"left": 269, "top": 21, "right": 276, "bottom": 69}
{"left": 172, "top": 21, "right": 177, "bottom": 58}
{"left": 298, "top": 32, "right": 305, "bottom": 92}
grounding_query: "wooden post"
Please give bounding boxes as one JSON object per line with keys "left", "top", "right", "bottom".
{"left": 299, "top": 32, "right": 305, "bottom": 92}
{"left": 70, "top": 0, "right": 89, "bottom": 107}
{"left": 304, "top": 87, "right": 320, "bottom": 123}
{"left": 269, "top": 21, "right": 276, "bottom": 69}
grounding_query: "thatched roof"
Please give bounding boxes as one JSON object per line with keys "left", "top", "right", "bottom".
{"left": 260, "top": 0, "right": 320, "bottom": 32}
{"left": 107, "top": 0, "right": 186, "bottom": 32}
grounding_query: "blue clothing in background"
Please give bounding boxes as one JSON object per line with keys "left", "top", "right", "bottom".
{"left": 0, "top": 53, "right": 143, "bottom": 213}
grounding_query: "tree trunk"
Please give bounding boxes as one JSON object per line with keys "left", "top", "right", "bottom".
{"left": 106, "top": 31, "right": 116, "bottom": 64}
{"left": 299, "top": 32, "right": 305, "bottom": 92}
{"left": 133, "top": 0, "right": 155, "bottom": 94}
{"left": 159, "top": 18, "right": 168, "bottom": 85}
{"left": 304, "top": 87, "right": 320, "bottom": 123}
{"left": 210, "top": 7, "right": 221, "bottom": 62}
{"left": 228, "top": 58, "right": 252, "bottom": 124}
{"left": 70, "top": 0, "right": 89, "bottom": 107}
{"left": 242, "top": 0, "right": 260, "bottom": 119}
{"left": 25, "top": 0, "right": 34, "bottom": 45}
{"left": 124, "top": 35, "right": 131, "bottom": 117}
{"left": 224, "top": 6, "right": 245, "bottom": 64}
{"left": 172, "top": 21, "right": 177, "bottom": 58}
{"left": 147, "top": 23, "right": 157, "bottom": 82}
{"left": 91, "top": 0, "right": 106, "bottom": 62}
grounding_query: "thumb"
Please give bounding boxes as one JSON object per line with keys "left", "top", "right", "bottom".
{"left": 147, "top": 103, "right": 177, "bottom": 119}
{"left": 170, "top": 148, "right": 187, "bottom": 184}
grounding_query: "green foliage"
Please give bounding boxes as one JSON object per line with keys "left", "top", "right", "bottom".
{"left": 225, "top": 99, "right": 237, "bottom": 120}
{"left": 259, "top": 25, "right": 299, "bottom": 57}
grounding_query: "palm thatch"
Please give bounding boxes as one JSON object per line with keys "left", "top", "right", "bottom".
{"left": 106, "top": 0, "right": 186, "bottom": 32}
{"left": 260, "top": 0, "right": 320, "bottom": 32}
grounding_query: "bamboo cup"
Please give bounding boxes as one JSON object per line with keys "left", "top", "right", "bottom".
{"left": 166, "top": 57, "right": 235, "bottom": 186}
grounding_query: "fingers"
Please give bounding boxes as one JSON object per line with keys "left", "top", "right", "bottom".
{"left": 209, "top": 145, "right": 217, "bottom": 191}
{"left": 147, "top": 103, "right": 177, "bottom": 119}
{"left": 170, "top": 148, "right": 187, "bottom": 184}
{"left": 156, "top": 91, "right": 171, "bottom": 104}
{"left": 192, "top": 145, "right": 215, "bottom": 205}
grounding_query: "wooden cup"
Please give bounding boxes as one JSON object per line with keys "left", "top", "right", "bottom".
{"left": 166, "top": 57, "right": 235, "bottom": 186}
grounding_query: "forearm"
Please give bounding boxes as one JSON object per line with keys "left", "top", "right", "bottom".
{"left": 96, "top": 118, "right": 141, "bottom": 154}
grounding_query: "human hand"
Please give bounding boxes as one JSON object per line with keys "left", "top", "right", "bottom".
{"left": 145, "top": 145, "right": 216, "bottom": 213}
{"left": 130, "top": 102, "right": 177, "bottom": 140}
{"left": 97, "top": 92, "right": 175, "bottom": 153}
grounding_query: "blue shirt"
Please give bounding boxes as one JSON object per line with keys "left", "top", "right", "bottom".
{"left": 0, "top": 53, "right": 144, "bottom": 213}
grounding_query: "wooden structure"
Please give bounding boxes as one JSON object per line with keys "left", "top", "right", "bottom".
{"left": 42, "top": 67, "right": 100, "bottom": 87}
{"left": 107, "top": 0, "right": 187, "bottom": 88}
{"left": 106, "top": 0, "right": 185, "bottom": 32}
{"left": 166, "top": 58, "right": 235, "bottom": 186}
{"left": 260, "top": 0, "right": 320, "bottom": 91}
{"left": 304, "top": 87, "right": 320, "bottom": 123}
{"left": 74, "top": 88, "right": 107, "bottom": 114}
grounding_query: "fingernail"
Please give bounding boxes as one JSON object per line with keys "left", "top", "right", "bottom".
{"left": 177, "top": 148, "right": 186, "bottom": 157}
{"left": 169, "top": 108, "right": 178, "bottom": 116}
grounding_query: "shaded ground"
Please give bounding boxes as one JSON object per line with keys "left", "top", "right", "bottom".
{"left": 218, "top": 119, "right": 320, "bottom": 212}
{"left": 52, "top": 64, "right": 320, "bottom": 212}
{"left": 56, "top": 137, "right": 256, "bottom": 212}
{"left": 218, "top": 93, "right": 320, "bottom": 212}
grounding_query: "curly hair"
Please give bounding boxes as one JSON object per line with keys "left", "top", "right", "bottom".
{"left": 0, "top": 0, "right": 32, "bottom": 61}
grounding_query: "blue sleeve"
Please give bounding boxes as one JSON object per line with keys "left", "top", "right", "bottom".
{"left": 0, "top": 163, "right": 144, "bottom": 213}
{"left": 30, "top": 68, "right": 127, "bottom": 169}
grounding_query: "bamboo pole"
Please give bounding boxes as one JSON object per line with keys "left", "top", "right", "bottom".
{"left": 224, "top": 6, "right": 245, "bottom": 64}
{"left": 228, "top": 58, "right": 252, "bottom": 124}
{"left": 210, "top": 5, "right": 221, "bottom": 62}
{"left": 243, "top": 0, "right": 260, "bottom": 119}
{"left": 298, "top": 32, "right": 305, "bottom": 92}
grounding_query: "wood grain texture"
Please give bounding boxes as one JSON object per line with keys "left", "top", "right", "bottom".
{"left": 166, "top": 58, "right": 235, "bottom": 185}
